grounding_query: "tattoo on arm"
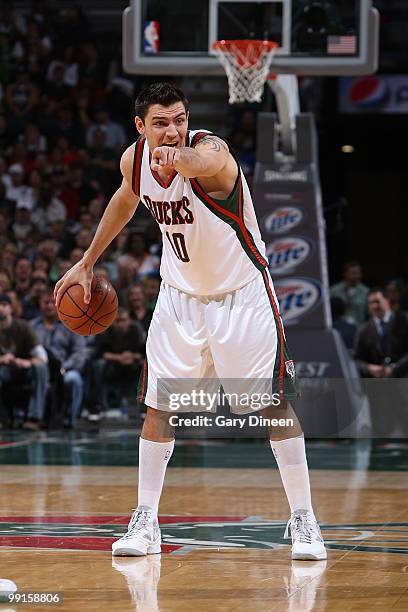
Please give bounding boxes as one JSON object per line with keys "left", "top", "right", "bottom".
{"left": 198, "top": 135, "right": 229, "bottom": 153}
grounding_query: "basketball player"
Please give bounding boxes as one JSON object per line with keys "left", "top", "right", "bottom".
{"left": 54, "top": 83, "right": 326, "bottom": 561}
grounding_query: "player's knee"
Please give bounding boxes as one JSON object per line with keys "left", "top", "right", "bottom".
{"left": 261, "top": 398, "right": 290, "bottom": 418}
{"left": 143, "top": 406, "right": 175, "bottom": 441}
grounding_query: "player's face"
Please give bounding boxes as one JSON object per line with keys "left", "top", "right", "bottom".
{"left": 135, "top": 102, "right": 188, "bottom": 151}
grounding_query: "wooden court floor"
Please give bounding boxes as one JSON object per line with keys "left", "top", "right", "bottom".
{"left": 0, "top": 434, "right": 408, "bottom": 611}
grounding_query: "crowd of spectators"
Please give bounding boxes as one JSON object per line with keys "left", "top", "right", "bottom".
{"left": 0, "top": 2, "right": 162, "bottom": 429}
{"left": 330, "top": 261, "right": 408, "bottom": 370}
{"left": 1, "top": 3, "right": 407, "bottom": 432}
{"left": 330, "top": 261, "right": 408, "bottom": 434}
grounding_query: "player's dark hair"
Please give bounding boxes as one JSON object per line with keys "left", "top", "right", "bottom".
{"left": 135, "top": 82, "right": 189, "bottom": 121}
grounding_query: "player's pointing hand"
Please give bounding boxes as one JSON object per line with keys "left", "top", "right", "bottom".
{"left": 151, "top": 146, "right": 180, "bottom": 172}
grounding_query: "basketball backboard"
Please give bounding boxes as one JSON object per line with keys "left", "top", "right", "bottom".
{"left": 123, "top": 0, "right": 379, "bottom": 76}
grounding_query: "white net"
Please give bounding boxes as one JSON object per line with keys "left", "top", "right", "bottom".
{"left": 213, "top": 40, "right": 278, "bottom": 104}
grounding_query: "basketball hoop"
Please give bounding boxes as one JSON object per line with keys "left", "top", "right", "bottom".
{"left": 212, "top": 39, "right": 278, "bottom": 104}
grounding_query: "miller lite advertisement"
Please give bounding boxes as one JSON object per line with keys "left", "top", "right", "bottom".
{"left": 254, "top": 159, "right": 329, "bottom": 328}
{"left": 144, "top": 20, "right": 159, "bottom": 54}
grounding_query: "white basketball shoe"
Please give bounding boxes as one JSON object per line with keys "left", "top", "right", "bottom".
{"left": 284, "top": 509, "right": 327, "bottom": 560}
{"left": 112, "top": 506, "right": 161, "bottom": 556}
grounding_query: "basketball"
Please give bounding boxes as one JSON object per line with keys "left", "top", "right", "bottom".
{"left": 57, "top": 276, "right": 118, "bottom": 336}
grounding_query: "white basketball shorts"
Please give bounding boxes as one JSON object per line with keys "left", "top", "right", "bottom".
{"left": 137, "top": 270, "right": 298, "bottom": 414}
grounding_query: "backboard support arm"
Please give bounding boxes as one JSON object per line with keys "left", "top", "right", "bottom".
{"left": 267, "top": 75, "right": 300, "bottom": 157}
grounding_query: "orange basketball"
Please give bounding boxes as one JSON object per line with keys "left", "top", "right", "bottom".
{"left": 57, "top": 276, "right": 118, "bottom": 336}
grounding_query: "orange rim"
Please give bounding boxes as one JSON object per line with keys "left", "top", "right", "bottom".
{"left": 212, "top": 39, "right": 278, "bottom": 68}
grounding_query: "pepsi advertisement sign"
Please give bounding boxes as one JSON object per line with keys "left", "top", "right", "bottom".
{"left": 274, "top": 278, "right": 322, "bottom": 324}
{"left": 339, "top": 76, "right": 408, "bottom": 114}
{"left": 263, "top": 206, "right": 303, "bottom": 235}
{"left": 266, "top": 237, "right": 312, "bottom": 275}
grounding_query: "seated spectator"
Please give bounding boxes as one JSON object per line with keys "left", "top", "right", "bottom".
{"left": 70, "top": 163, "right": 99, "bottom": 208}
{"left": 0, "top": 293, "right": 48, "bottom": 430}
{"left": 11, "top": 201, "right": 34, "bottom": 247}
{"left": 0, "top": 271, "right": 12, "bottom": 294}
{"left": 21, "top": 277, "right": 48, "bottom": 320}
{"left": 74, "top": 228, "right": 93, "bottom": 251}
{"left": 13, "top": 255, "right": 32, "bottom": 299}
{"left": 330, "top": 261, "right": 369, "bottom": 325}
{"left": 10, "top": 142, "right": 33, "bottom": 174}
{"left": 354, "top": 288, "right": 408, "bottom": 379}
{"left": 51, "top": 166, "right": 81, "bottom": 221}
{"left": 49, "top": 220, "right": 73, "bottom": 259}
{"left": 5, "top": 289, "right": 23, "bottom": 318}
{"left": 57, "top": 259, "right": 72, "bottom": 280}
{"left": 87, "top": 126, "right": 118, "bottom": 191}
{"left": 330, "top": 296, "right": 357, "bottom": 351}
{"left": 86, "top": 106, "right": 126, "bottom": 153}
{"left": 88, "top": 197, "right": 103, "bottom": 224}
{"left": 5, "top": 69, "right": 39, "bottom": 131}
{"left": 20, "top": 123, "right": 47, "bottom": 156}
{"left": 55, "top": 105, "right": 85, "bottom": 149}
{"left": 88, "top": 308, "right": 145, "bottom": 420}
{"left": 31, "top": 269, "right": 49, "bottom": 283}
{"left": 141, "top": 275, "right": 161, "bottom": 311}
{"left": 69, "top": 247, "right": 84, "bottom": 266}
{"left": 36, "top": 239, "right": 60, "bottom": 282}
{"left": 78, "top": 210, "right": 96, "bottom": 233}
{"left": 33, "top": 152, "right": 52, "bottom": 176}
{"left": 126, "top": 283, "right": 152, "bottom": 335}
{"left": 27, "top": 169, "right": 43, "bottom": 198}
{"left": 60, "top": 44, "right": 79, "bottom": 87}
{"left": 0, "top": 242, "right": 18, "bottom": 278}
{"left": 54, "top": 136, "right": 78, "bottom": 167}
{"left": 5, "top": 164, "right": 32, "bottom": 208}
{"left": 31, "top": 181, "right": 66, "bottom": 231}
{"left": 32, "top": 292, "right": 87, "bottom": 427}
{"left": 45, "top": 61, "right": 72, "bottom": 102}
{"left": 93, "top": 265, "right": 111, "bottom": 282}
{"left": 32, "top": 252, "right": 51, "bottom": 277}
{"left": 118, "top": 232, "right": 160, "bottom": 283}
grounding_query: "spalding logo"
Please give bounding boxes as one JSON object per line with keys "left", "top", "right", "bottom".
{"left": 349, "top": 77, "right": 390, "bottom": 110}
{"left": 274, "top": 278, "right": 322, "bottom": 323}
{"left": 266, "top": 237, "right": 311, "bottom": 275}
{"left": 263, "top": 207, "right": 303, "bottom": 234}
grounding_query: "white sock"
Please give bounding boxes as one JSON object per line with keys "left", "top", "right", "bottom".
{"left": 138, "top": 437, "right": 174, "bottom": 515}
{"left": 270, "top": 435, "right": 314, "bottom": 515}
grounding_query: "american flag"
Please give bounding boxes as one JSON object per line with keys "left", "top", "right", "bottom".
{"left": 327, "top": 35, "right": 357, "bottom": 55}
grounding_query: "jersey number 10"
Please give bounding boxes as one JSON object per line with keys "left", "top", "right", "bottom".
{"left": 166, "top": 232, "right": 190, "bottom": 263}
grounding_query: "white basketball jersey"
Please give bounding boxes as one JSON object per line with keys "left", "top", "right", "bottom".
{"left": 132, "top": 129, "right": 268, "bottom": 295}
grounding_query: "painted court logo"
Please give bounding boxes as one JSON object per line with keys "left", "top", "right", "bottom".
{"left": 0, "top": 516, "right": 407, "bottom": 555}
